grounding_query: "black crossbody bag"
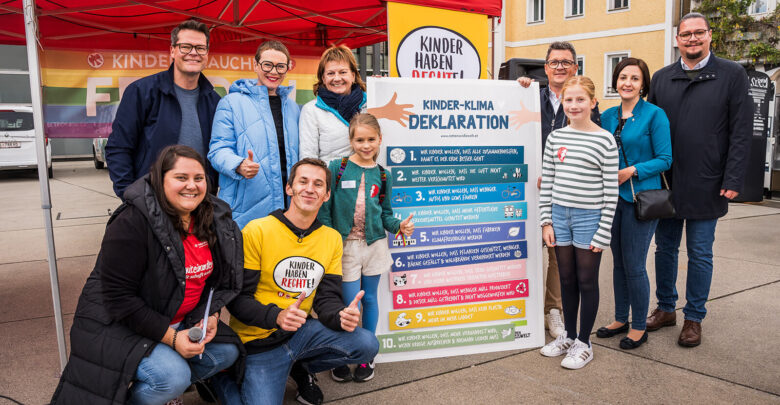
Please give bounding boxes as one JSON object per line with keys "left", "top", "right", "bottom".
{"left": 613, "top": 118, "right": 676, "bottom": 221}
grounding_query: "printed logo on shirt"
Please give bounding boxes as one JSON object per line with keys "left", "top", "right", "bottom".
{"left": 370, "top": 184, "right": 380, "bottom": 198}
{"left": 557, "top": 147, "right": 568, "bottom": 162}
{"left": 273, "top": 256, "right": 325, "bottom": 298}
{"left": 185, "top": 261, "right": 213, "bottom": 280}
{"left": 194, "top": 241, "right": 208, "bottom": 248}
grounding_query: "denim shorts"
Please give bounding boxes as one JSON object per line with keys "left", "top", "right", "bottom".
{"left": 551, "top": 203, "right": 601, "bottom": 249}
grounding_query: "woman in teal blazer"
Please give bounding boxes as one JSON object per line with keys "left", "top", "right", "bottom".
{"left": 597, "top": 57, "right": 672, "bottom": 349}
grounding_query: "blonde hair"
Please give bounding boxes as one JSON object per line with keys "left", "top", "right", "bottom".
{"left": 561, "top": 76, "right": 597, "bottom": 101}
{"left": 313, "top": 45, "right": 366, "bottom": 96}
{"left": 348, "top": 113, "right": 382, "bottom": 161}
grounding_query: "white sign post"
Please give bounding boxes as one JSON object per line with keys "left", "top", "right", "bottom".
{"left": 368, "top": 77, "right": 544, "bottom": 362}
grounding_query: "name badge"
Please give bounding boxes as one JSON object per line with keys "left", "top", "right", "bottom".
{"left": 341, "top": 180, "right": 357, "bottom": 189}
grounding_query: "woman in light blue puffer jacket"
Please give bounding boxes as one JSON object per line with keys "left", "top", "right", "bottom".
{"left": 208, "top": 41, "right": 300, "bottom": 230}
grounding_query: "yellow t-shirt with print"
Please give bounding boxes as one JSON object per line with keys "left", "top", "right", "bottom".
{"left": 230, "top": 214, "right": 343, "bottom": 344}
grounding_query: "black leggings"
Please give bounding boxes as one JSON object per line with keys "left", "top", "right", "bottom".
{"left": 554, "top": 245, "right": 602, "bottom": 345}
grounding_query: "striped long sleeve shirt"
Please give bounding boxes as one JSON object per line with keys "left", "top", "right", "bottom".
{"left": 539, "top": 127, "right": 619, "bottom": 249}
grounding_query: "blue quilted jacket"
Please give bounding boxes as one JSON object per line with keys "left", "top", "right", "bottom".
{"left": 208, "top": 79, "right": 300, "bottom": 229}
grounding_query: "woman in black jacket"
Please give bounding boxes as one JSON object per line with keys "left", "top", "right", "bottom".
{"left": 51, "top": 145, "right": 244, "bottom": 405}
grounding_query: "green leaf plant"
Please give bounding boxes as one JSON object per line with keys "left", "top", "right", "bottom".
{"left": 695, "top": 0, "right": 780, "bottom": 64}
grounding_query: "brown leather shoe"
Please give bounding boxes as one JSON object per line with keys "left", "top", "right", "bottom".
{"left": 646, "top": 307, "right": 676, "bottom": 331}
{"left": 678, "top": 320, "right": 702, "bottom": 347}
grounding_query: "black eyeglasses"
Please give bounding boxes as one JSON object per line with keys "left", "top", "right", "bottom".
{"left": 175, "top": 43, "right": 208, "bottom": 55}
{"left": 677, "top": 29, "right": 709, "bottom": 42}
{"left": 546, "top": 59, "right": 575, "bottom": 69}
{"left": 257, "top": 61, "right": 290, "bottom": 74}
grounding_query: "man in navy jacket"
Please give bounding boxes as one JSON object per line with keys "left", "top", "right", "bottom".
{"left": 106, "top": 19, "right": 221, "bottom": 198}
{"left": 645, "top": 13, "right": 752, "bottom": 347}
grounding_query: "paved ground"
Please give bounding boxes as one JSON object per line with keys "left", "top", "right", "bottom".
{"left": 1, "top": 161, "right": 779, "bottom": 404}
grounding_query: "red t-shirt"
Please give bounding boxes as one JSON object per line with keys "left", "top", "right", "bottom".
{"left": 171, "top": 228, "right": 214, "bottom": 325}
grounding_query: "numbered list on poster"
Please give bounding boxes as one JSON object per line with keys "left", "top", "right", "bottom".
{"left": 370, "top": 78, "right": 544, "bottom": 362}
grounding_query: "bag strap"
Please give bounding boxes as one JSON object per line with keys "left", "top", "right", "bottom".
{"left": 335, "top": 157, "right": 387, "bottom": 204}
{"left": 612, "top": 118, "right": 637, "bottom": 201}
{"left": 377, "top": 164, "right": 387, "bottom": 204}
{"left": 335, "top": 157, "right": 349, "bottom": 187}
{"left": 612, "top": 117, "right": 671, "bottom": 201}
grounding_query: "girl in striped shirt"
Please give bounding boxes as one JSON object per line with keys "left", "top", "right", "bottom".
{"left": 538, "top": 76, "right": 619, "bottom": 369}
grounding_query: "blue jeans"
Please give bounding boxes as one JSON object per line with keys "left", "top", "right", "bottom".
{"left": 212, "top": 319, "right": 378, "bottom": 405}
{"left": 654, "top": 217, "right": 718, "bottom": 322}
{"left": 128, "top": 341, "right": 239, "bottom": 405}
{"left": 551, "top": 204, "right": 601, "bottom": 249}
{"left": 611, "top": 199, "right": 658, "bottom": 330}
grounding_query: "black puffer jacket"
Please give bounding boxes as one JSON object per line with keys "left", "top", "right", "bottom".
{"left": 51, "top": 175, "right": 244, "bottom": 404}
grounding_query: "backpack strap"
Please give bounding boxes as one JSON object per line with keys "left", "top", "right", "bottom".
{"left": 377, "top": 164, "right": 387, "bottom": 204}
{"left": 335, "top": 158, "right": 387, "bottom": 204}
{"left": 335, "top": 157, "right": 349, "bottom": 188}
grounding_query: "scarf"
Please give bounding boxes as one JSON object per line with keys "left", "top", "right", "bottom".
{"left": 317, "top": 83, "right": 364, "bottom": 123}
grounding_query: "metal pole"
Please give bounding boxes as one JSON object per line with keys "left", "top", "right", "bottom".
{"left": 358, "top": 46, "right": 367, "bottom": 81}
{"left": 22, "top": 0, "right": 68, "bottom": 372}
{"left": 492, "top": 7, "right": 506, "bottom": 80}
{"left": 372, "top": 43, "right": 380, "bottom": 77}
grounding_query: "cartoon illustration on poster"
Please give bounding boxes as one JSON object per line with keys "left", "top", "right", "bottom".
{"left": 369, "top": 77, "right": 543, "bottom": 362}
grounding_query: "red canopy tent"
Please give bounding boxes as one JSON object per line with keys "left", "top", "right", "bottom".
{"left": 1, "top": 0, "right": 502, "bottom": 372}
{"left": 0, "top": 0, "right": 500, "bottom": 55}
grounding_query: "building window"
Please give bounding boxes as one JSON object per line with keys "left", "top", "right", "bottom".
{"left": 608, "top": 0, "right": 629, "bottom": 11}
{"left": 0, "top": 45, "right": 31, "bottom": 104}
{"left": 566, "top": 0, "right": 584, "bottom": 18}
{"left": 748, "top": 0, "right": 769, "bottom": 14}
{"left": 527, "top": 0, "right": 545, "bottom": 23}
{"left": 577, "top": 57, "right": 585, "bottom": 76}
{"left": 604, "top": 52, "right": 629, "bottom": 97}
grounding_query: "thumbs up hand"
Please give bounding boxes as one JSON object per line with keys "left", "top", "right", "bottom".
{"left": 339, "top": 290, "right": 364, "bottom": 332}
{"left": 399, "top": 214, "right": 415, "bottom": 237}
{"left": 236, "top": 149, "right": 260, "bottom": 179}
{"left": 276, "top": 292, "right": 308, "bottom": 331}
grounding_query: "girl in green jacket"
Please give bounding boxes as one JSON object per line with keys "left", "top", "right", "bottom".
{"left": 318, "top": 113, "right": 414, "bottom": 382}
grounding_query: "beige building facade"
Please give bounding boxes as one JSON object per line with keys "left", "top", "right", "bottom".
{"left": 498, "top": 0, "right": 677, "bottom": 109}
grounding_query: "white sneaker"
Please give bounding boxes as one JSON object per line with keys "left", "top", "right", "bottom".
{"left": 561, "top": 339, "right": 593, "bottom": 369}
{"left": 540, "top": 332, "right": 574, "bottom": 357}
{"left": 545, "top": 309, "right": 565, "bottom": 338}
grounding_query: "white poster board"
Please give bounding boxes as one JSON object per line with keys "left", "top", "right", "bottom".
{"left": 368, "top": 77, "right": 544, "bottom": 362}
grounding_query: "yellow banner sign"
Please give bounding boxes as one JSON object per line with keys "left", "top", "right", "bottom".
{"left": 387, "top": 2, "right": 489, "bottom": 79}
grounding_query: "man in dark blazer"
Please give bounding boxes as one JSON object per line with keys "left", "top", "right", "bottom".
{"left": 645, "top": 13, "right": 752, "bottom": 347}
{"left": 106, "top": 19, "right": 221, "bottom": 198}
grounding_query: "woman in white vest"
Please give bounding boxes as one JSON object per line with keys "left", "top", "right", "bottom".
{"left": 299, "top": 45, "right": 367, "bottom": 162}
{"left": 299, "top": 45, "right": 415, "bottom": 162}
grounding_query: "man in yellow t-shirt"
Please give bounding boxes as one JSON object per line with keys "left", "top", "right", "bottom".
{"left": 212, "top": 158, "right": 379, "bottom": 405}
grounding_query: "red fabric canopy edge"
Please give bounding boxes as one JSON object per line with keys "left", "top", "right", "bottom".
{"left": 0, "top": 0, "right": 500, "bottom": 54}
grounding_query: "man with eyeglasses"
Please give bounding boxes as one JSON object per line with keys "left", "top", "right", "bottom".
{"left": 106, "top": 19, "right": 221, "bottom": 199}
{"left": 517, "top": 41, "right": 600, "bottom": 340}
{"left": 645, "top": 13, "right": 752, "bottom": 347}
